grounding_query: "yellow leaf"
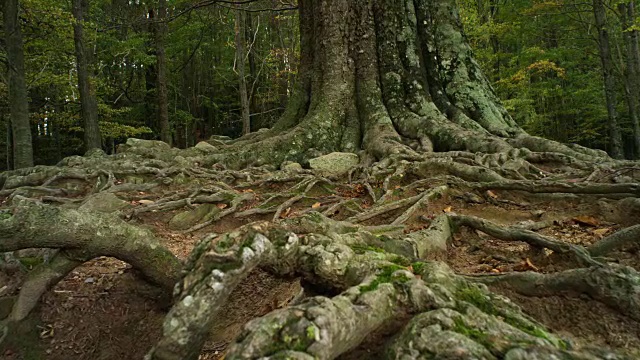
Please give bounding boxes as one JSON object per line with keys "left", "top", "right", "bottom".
{"left": 312, "top": 202, "right": 322, "bottom": 209}
{"left": 443, "top": 206, "right": 453, "bottom": 213}
{"left": 593, "top": 228, "right": 610, "bottom": 237}
{"left": 572, "top": 216, "right": 599, "bottom": 227}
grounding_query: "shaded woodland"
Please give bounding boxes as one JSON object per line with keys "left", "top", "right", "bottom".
{"left": 1, "top": 1, "right": 640, "bottom": 360}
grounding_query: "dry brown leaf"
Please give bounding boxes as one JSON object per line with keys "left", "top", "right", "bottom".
{"left": 486, "top": 190, "right": 498, "bottom": 199}
{"left": 282, "top": 207, "right": 292, "bottom": 218}
{"left": 572, "top": 215, "right": 599, "bottom": 227}
{"left": 491, "top": 268, "right": 501, "bottom": 273}
{"left": 312, "top": 202, "right": 322, "bottom": 209}
{"left": 138, "top": 199, "right": 155, "bottom": 205}
{"left": 443, "top": 206, "right": 453, "bottom": 213}
{"left": 216, "top": 203, "right": 228, "bottom": 209}
{"left": 592, "top": 228, "right": 611, "bottom": 237}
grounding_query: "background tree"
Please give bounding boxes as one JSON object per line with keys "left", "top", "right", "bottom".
{"left": 154, "top": 0, "right": 171, "bottom": 145}
{"left": 72, "top": 0, "right": 103, "bottom": 151}
{"left": 3, "top": 0, "right": 34, "bottom": 168}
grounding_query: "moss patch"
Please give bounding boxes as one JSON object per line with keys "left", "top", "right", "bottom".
{"left": 359, "top": 264, "right": 409, "bottom": 293}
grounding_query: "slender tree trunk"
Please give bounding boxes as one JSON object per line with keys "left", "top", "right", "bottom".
{"left": 619, "top": 2, "right": 640, "bottom": 159}
{"left": 72, "top": 0, "right": 102, "bottom": 151}
{"left": 246, "top": 12, "right": 258, "bottom": 116}
{"left": 235, "top": 9, "right": 251, "bottom": 135}
{"left": 156, "top": 0, "right": 171, "bottom": 145}
{"left": 4, "top": 0, "right": 34, "bottom": 168}
{"left": 593, "top": 0, "right": 624, "bottom": 158}
{"left": 145, "top": 9, "right": 157, "bottom": 131}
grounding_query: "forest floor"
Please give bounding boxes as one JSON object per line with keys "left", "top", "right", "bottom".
{"left": 3, "top": 171, "right": 639, "bottom": 360}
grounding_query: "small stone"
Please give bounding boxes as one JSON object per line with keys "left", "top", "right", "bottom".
{"left": 195, "top": 141, "right": 217, "bottom": 152}
{"left": 281, "top": 161, "right": 303, "bottom": 172}
{"left": 84, "top": 277, "right": 95, "bottom": 284}
{"left": 308, "top": 152, "right": 359, "bottom": 177}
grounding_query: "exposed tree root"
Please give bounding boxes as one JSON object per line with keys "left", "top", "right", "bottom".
{"left": 451, "top": 215, "right": 601, "bottom": 267}
{"left": 589, "top": 224, "right": 640, "bottom": 256}
{"left": 467, "top": 265, "right": 640, "bottom": 322}
{"left": 0, "top": 196, "right": 181, "bottom": 325}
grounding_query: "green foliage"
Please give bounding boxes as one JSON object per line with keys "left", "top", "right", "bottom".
{"left": 459, "top": 0, "right": 639, "bottom": 153}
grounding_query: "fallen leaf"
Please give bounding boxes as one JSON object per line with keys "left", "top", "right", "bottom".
{"left": 138, "top": 199, "right": 155, "bottom": 205}
{"left": 486, "top": 190, "right": 498, "bottom": 199}
{"left": 592, "top": 228, "right": 610, "bottom": 237}
{"left": 443, "top": 206, "right": 453, "bottom": 213}
{"left": 281, "top": 207, "right": 292, "bottom": 218}
{"left": 491, "top": 268, "right": 501, "bottom": 273}
{"left": 572, "top": 215, "right": 599, "bottom": 227}
{"left": 312, "top": 202, "right": 322, "bottom": 209}
{"left": 217, "top": 203, "right": 228, "bottom": 209}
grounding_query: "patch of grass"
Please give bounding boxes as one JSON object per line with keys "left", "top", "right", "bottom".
{"left": 411, "top": 261, "right": 426, "bottom": 275}
{"left": 391, "top": 256, "right": 412, "bottom": 267}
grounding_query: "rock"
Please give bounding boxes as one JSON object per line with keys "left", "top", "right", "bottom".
{"left": 308, "top": 152, "right": 359, "bottom": 177}
{"left": 169, "top": 204, "right": 220, "bottom": 230}
{"left": 281, "top": 161, "right": 303, "bottom": 172}
{"left": 116, "top": 138, "right": 175, "bottom": 161}
{"left": 195, "top": 141, "right": 217, "bottom": 152}
{"left": 118, "top": 138, "right": 171, "bottom": 152}
{"left": 84, "top": 148, "right": 107, "bottom": 158}
{"left": 209, "top": 135, "right": 232, "bottom": 142}
{"left": 79, "top": 192, "right": 130, "bottom": 213}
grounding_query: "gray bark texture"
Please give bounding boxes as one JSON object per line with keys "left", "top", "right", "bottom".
{"left": 3, "top": 0, "right": 34, "bottom": 169}
{"left": 72, "top": 0, "right": 103, "bottom": 151}
{"left": 236, "top": 9, "right": 252, "bottom": 135}
{"left": 593, "top": 0, "right": 624, "bottom": 159}
{"left": 156, "top": 0, "right": 172, "bottom": 145}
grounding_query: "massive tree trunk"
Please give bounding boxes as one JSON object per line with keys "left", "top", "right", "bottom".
{"left": 3, "top": 0, "right": 34, "bottom": 169}
{"left": 208, "top": 0, "right": 605, "bottom": 170}
{"left": 620, "top": 1, "right": 640, "bottom": 159}
{"left": 139, "top": 1, "right": 633, "bottom": 358}
{"left": 155, "top": 0, "right": 172, "bottom": 145}
{"left": 593, "top": 0, "right": 624, "bottom": 159}
{"left": 72, "top": 0, "right": 103, "bottom": 151}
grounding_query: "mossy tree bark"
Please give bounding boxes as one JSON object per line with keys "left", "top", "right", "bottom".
{"left": 210, "top": 0, "right": 609, "bottom": 170}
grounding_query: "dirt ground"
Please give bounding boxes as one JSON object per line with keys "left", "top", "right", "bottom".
{"left": 2, "top": 184, "right": 640, "bottom": 359}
